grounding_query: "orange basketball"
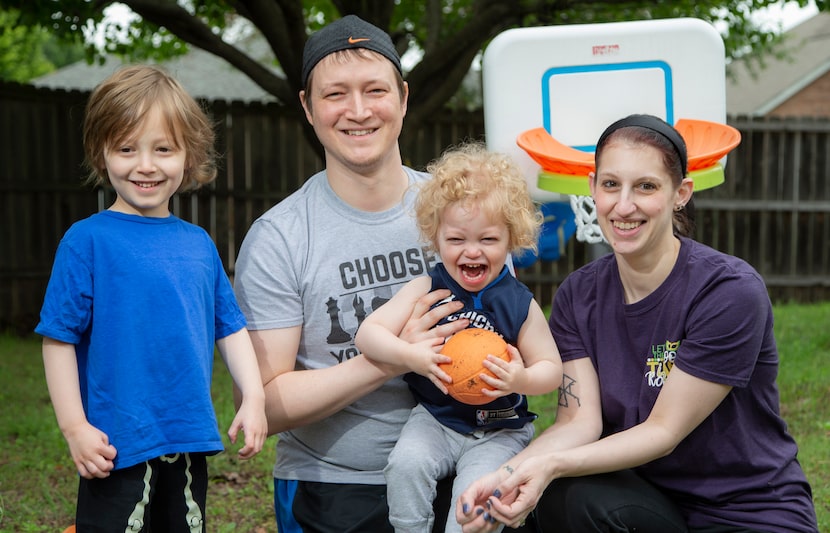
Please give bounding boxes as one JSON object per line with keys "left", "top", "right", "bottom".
{"left": 439, "top": 328, "right": 509, "bottom": 405}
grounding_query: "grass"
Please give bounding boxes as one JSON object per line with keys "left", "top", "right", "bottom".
{"left": 0, "top": 336, "right": 276, "bottom": 532}
{"left": 1, "top": 302, "right": 828, "bottom": 531}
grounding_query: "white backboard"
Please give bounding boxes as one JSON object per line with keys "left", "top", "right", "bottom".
{"left": 483, "top": 18, "right": 726, "bottom": 201}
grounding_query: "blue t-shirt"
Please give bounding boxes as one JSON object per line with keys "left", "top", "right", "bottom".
{"left": 550, "top": 237, "right": 817, "bottom": 533}
{"left": 405, "top": 263, "right": 537, "bottom": 434}
{"left": 36, "top": 211, "right": 246, "bottom": 470}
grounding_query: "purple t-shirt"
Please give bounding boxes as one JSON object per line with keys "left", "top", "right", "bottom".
{"left": 550, "top": 237, "right": 817, "bottom": 532}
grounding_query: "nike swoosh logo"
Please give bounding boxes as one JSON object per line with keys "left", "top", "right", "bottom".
{"left": 348, "top": 37, "right": 371, "bottom": 44}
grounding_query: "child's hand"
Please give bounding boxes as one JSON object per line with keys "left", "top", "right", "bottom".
{"left": 63, "top": 421, "right": 117, "bottom": 479}
{"left": 480, "top": 344, "right": 527, "bottom": 399}
{"left": 227, "top": 396, "right": 267, "bottom": 459}
{"left": 403, "top": 338, "right": 452, "bottom": 394}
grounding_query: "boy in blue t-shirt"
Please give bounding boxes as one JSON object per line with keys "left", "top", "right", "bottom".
{"left": 36, "top": 65, "right": 267, "bottom": 531}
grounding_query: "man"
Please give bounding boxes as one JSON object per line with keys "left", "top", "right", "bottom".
{"left": 233, "top": 15, "right": 466, "bottom": 532}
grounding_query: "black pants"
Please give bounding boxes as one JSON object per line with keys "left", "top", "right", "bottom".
{"left": 292, "top": 480, "right": 393, "bottom": 533}
{"left": 291, "top": 476, "right": 535, "bottom": 533}
{"left": 533, "top": 470, "right": 767, "bottom": 533}
{"left": 291, "top": 471, "right": 772, "bottom": 533}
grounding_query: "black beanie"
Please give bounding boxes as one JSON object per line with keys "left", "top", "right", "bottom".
{"left": 302, "top": 15, "right": 402, "bottom": 86}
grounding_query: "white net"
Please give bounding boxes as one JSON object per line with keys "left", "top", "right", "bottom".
{"left": 569, "top": 195, "right": 606, "bottom": 244}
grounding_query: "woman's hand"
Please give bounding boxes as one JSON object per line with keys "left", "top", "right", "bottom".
{"left": 456, "top": 469, "right": 507, "bottom": 532}
{"left": 456, "top": 456, "right": 551, "bottom": 532}
{"left": 486, "top": 457, "right": 550, "bottom": 528}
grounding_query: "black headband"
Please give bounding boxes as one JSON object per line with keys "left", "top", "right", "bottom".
{"left": 596, "top": 114, "right": 687, "bottom": 174}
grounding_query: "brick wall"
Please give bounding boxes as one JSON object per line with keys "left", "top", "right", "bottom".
{"left": 769, "top": 70, "right": 830, "bottom": 118}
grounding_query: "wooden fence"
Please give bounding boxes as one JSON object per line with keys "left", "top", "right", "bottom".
{"left": 2, "top": 81, "right": 829, "bottom": 333}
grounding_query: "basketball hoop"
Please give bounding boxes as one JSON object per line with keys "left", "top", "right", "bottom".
{"left": 482, "top": 18, "right": 737, "bottom": 249}
{"left": 517, "top": 120, "right": 740, "bottom": 243}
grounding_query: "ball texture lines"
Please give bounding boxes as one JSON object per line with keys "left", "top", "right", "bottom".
{"left": 439, "top": 328, "right": 508, "bottom": 405}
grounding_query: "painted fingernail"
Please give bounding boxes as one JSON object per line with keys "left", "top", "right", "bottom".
{"left": 493, "top": 488, "right": 502, "bottom": 498}
{"left": 486, "top": 499, "right": 491, "bottom": 509}
{"left": 476, "top": 508, "right": 484, "bottom": 516}
{"left": 484, "top": 512, "right": 491, "bottom": 521}
{"left": 463, "top": 503, "right": 469, "bottom": 514}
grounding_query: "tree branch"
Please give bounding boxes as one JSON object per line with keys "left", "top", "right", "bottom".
{"left": 122, "top": 0, "right": 296, "bottom": 105}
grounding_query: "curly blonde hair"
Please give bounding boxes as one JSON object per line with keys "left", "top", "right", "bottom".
{"left": 82, "top": 64, "right": 217, "bottom": 191}
{"left": 416, "top": 142, "right": 541, "bottom": 254}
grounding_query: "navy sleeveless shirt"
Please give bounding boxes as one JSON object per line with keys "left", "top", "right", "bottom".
{"left": 405, "top": 264, "right": 537, "bottom": 434}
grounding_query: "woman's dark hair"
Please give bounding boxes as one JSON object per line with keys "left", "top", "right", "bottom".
{"left": 594, "top": 114, "right": 695, "bottom": 237}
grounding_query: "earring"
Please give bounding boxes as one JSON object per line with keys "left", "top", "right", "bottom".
{"left": 674, "top": 204, "right": 684, "bottom": 212}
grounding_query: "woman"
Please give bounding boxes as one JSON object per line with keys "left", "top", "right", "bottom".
{"left": 456, "top": 114, "right": 818, "bottom": 533}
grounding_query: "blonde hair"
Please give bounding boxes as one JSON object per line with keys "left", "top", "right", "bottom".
{"left": 82, "top": 64, "right": 217, "bottom": 191}
{"left": 417, "top": 142, "right": 541, "bottom": 254}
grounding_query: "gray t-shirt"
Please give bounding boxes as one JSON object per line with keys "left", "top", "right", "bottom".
{"left": 234, "top": 167, "right": 437, "bottom": 484}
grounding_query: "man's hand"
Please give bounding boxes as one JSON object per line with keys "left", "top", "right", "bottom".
{"left": 399, "top": 289, "right": 468, "bottom": 344}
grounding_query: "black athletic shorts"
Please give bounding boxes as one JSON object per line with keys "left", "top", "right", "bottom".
{"left": 75, "top": 452, "right": 208, "bottom": 532}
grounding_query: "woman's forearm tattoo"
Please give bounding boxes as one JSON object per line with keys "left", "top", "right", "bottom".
{"left": 558, "top": 373, "right": 581, "bottom": 408}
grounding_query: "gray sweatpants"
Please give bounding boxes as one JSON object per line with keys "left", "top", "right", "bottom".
{"left": 385, "top": 403, "right": 534, "bottom": 533}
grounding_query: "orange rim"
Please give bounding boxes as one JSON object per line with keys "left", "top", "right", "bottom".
{"left": 675, "top": 119, "right": 741, "bottom": 171}
{"left": 518, "top": 119, "right": 741, "bottom": 183}
{"left": 516, "top": 127, "right": 595, "bottom": 176}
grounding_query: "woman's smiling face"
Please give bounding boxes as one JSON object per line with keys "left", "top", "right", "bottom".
{"left": 590, "top": 140, "right": 689, "bottom": 258}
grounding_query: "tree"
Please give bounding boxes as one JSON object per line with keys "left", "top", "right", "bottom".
{"left": 5, "top": 0, "right": 826, "bottom": 147}
{"left": 0, "top": 7, "right": 84, "bottom": 82}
